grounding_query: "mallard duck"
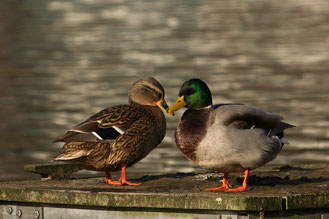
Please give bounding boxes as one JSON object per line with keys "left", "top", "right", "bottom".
{"left": 168, "top": 79, "right": 294, "bottom": 192}
{"left": 54, "top": 77, "right": 172, "bottom": 186}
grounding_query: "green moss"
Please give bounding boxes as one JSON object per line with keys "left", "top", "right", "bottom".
{"left": 0, "top": 188, "right": 280, "bottom": 211}
{"left": 185, "top": 195, "right": 282, "bottom": 211}
{"left": 284, "top": 193, "right": 329, "bottom": 210}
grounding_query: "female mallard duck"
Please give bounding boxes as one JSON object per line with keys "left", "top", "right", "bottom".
{"left": 54, "top": 77, "right": 171, "bottom": 186}
{"left": 168, "top": 79, "right": 294, "bottom": 192}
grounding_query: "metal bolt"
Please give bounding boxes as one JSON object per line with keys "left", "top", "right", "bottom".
{"left": 16, "top": 209, "right": 22, "bottom": 217}
{"left": 6, "top": 207, "right": 13, "bottom": 214}
{"left": 259, "top": 211, "right": 265, "bottom": 219}
{"left": 34, "top": 210, "right": 40, "bottom": 218}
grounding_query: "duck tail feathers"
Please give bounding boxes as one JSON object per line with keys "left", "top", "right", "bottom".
{"left": 53, "top": 150, "right": 90, "bottom": 161}
{"left": 271, "top": 122, "right": 295, "bottom": 136}
{"left": 280, "top": 138, "right": 290, "bottom": 144}
{"left": 281, "top": 122, "right": 295, "bottom": 129}
{"left": 272, "top": 136, "right": 289, "bottom": 151}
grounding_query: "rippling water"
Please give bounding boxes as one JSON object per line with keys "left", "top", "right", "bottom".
{"left": 0, "top": 0, "right": 328, "bottom": 181}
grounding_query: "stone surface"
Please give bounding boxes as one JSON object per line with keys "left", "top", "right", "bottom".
{"left": 1, "top": 163, "right": 328, "bottom": 212}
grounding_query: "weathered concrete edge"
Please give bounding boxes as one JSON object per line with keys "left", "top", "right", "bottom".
{"left": 0, "top": 188, "right": 282, "bottom": 211}
{"left": 283, "top": 193, "right": 329, "bottom": 210}
{"left": 185, "top": 194, "right": 282, "bottom": 211}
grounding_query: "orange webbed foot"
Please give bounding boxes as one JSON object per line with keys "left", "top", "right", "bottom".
{"left": 105, "top": 164, "right": 142, "bottom": 186}
{"left": 119, "top": 179, "right": 141, "bottom": 186}
{"left": 105, "top": 172, "right": 122, "bottom": 185}
{"left": 204, "top": 185, "right": 230, "bottom": 191}
{"left": 116, "top": 163, "right": 142, "bottom": 186}
{"left": 106, "top": 179, "right": 122, "bottom": 185}
{"left": 226, "top": 169, "right": 250, "bottom": 192}
{"left": 204, "top": 172, "right": 232, "bottom": 191}
{"left": 226, "top": 185, "right": 247, "bottom": 192}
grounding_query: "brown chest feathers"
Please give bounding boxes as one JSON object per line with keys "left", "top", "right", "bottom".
{"left": 175, "top": 107, "right": 212, "bottom": 162}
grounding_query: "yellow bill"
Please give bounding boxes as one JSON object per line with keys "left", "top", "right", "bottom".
{"left": 155, "top": 99, "right": 174, "bottom": 115}
{"left": 168, "top": 95, "right": 187, "bottom": 113}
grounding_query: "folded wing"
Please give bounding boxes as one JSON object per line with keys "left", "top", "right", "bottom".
{"left": 53, "top": 105, "right": 141, "bottom": 161}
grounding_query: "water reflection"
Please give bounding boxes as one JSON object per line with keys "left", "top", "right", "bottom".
{"left": 0, "top": 0, "right": 328, "bottom": 181}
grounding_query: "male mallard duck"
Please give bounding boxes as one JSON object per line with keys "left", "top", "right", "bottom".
{"left": 54, "top": 77, "right": 171, "bottom": 186}
{"left": 168, "top": 79, "right": 294, "bottom": 192}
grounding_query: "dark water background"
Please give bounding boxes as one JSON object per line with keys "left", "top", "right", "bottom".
{"left": 0, "top": 0, "right": 328, "bottom": 181}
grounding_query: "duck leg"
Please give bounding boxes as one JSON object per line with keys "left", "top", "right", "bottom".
{"left": 105, "top": 171, "right": 121, "bottom": 185}
{"left": 117, "top": 163, "right": 141, "bottom": 186}
{"left": 204, "top": 173, "right": 232, "bottom": 191}
{"left": 227, "top": 169, "right": 249, "bottom": 192}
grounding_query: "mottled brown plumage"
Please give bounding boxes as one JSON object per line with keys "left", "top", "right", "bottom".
{"left": 53, "top": 77, "right": 169, "bottom": 185}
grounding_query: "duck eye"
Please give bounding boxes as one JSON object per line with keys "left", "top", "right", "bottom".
{"left": 187, "top": 89, "right": 195, "bottom": 95}
{"left": 156, "top": 93, "right": 162, "bottom": 100}
{"left": 178, "top": 100, "right": 181, "bottom": 103}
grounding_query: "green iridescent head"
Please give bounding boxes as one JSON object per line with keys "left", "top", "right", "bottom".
{"left": 169, "top": 79, "right": 213, "bottom": 112}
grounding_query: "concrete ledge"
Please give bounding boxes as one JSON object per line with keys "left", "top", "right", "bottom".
{"left": 0, "top": 188, "right": 285, "bottom": 211}
{"left": 1, "top": 163, "right": 329, "bottom": 214}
